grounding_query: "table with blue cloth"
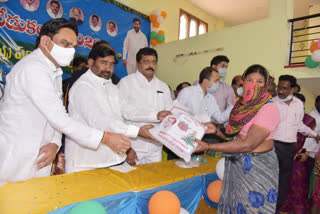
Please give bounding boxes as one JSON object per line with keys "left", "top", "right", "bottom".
{"left": 0, "top": 156, "right": 220, "bottom": 214}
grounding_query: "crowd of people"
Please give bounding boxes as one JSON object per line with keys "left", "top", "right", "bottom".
{"left": 0, "top": 18, "right": 320, "bottom": 213}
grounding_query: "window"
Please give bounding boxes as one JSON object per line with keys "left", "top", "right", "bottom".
{"left": 179, "top": 9, "right": 208, "bottom": 40}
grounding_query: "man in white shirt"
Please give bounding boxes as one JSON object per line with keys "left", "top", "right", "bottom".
{"left": 0, "top": 18, "right": 130, "bottom": 186}
{"left": 107, "top": 21, "right": 117, "bottom": 37}
{"left": 65, "top": 46, "right": 157, "bottom": 172}
{"left": 119, "top": 47, "right": 173, "bottom": 165}
{"left": 122, "top": 18, "right": 148, "bottom": 75}
{"left": 23, "top": 0, "right": 39, "bottom": 12}
{"left": 47, "top": 0, "right": 62, "bottom": 19}
{"left": 178, "top": 67, "right": 233, "bottom": 124}
{"left": 90, "top": 15, "right": 101, "bottom": 32}
{"left": 273, "top": 75, "right": 320, "bottom": 213}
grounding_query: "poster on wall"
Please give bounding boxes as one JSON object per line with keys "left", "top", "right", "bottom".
{"left": 0, "top": 0, "right": 150, "bottom": 82}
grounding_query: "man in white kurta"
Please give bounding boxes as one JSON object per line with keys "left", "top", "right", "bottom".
{"left": 122, "top": 18, "right": 148, "bottom": 75}
{"left": 177, "top": 67, "right": 233, "bottom": 124}
{"left": 0, "top": 19, "right": 130, "bottom": 186}
{"left": 65, "top": 46, "right": 154, "bottom": 172}
{"left": 119, "top": 47, "right": 173, "bottom": 164}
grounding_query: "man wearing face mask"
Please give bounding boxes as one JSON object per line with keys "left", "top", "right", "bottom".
{"left": 119, "top": 47, "right": 173, "bottom": 165}
{"left": 0, "top": 18, "right": 130, "bottom": 186}
{"left": 209, "top": 55, "right": 234, "bottom": 114}
{"left": 273, "top": 75, "right": 320, "bottom": 213}
{"left": 177, "top": 67, "right": 233, "bottom": 125}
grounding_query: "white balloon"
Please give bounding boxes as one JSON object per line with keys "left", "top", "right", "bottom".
{"left": 180, "top": 207, "right": 190, "bottom": 214}
{"left": 151, "top": 26, "right": 159, "bottom": 32}
{"left": 157, "top": 16, "right": 164, "bottom": 24}
{"left": 312, "top": 49, "right": 320, "bottom": 62}
{"left": 216, "top": 157, "right": 225, "bottom": 180}
{"left": 152, "top": 9, "right": 161, "bottom": 16}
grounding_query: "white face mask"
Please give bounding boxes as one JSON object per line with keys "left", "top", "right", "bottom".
{"left": 236, "top": 87, "right": 244, "bottom": 96}
{"left": 218, "top": 68, "right": 227, "bottom": 78}
{"left": 46, "top": 39, "right": 75, "bottom": 66}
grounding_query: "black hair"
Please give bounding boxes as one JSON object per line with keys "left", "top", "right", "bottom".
{"left": 72, "top": 56, "right": 87, "bottom": 67}
{"left": 316, "top": 95, "right": 320, "bottom": 104}
{"left": 210, "top": 55, "right": 229, "bottom": 67}
{"left": 91, "top": 14, "right": 99, "bottom": 20}
{"left": 199, "top": 67, "right": 218, "bottom": 84}
{"left": 293, "top": 92, "right": 305, "bottom": 103}
{"left": 231, "top": 75, "right": 242, "bottom": 86}
{"left": 136, "top": 47, "right": 158, "bottom": 62}
{"left": 92, "top": 40, "right": 110, "bottom": 50}
{"left": 279, "top": 75, "right": 297, "bottom": 88}
{"left": 50, "top": 0, "right": 60, "bottom": 8}
{"left": 294, "top": 83, "right": 301, "bottom": 92}
{"left": 133, "top": 18, "right": 140, "bottom": 24}
{"left": 89, "top": 46, "right": 115, "bottom": 61}
{"left": 35, "top": 18, "right": 78, "bottom": 48}
{"left": 243, "top": 64, "right": 268, "bottom": 84}
{"left": 176, "top": 82, "right": 191, "bottom": 91}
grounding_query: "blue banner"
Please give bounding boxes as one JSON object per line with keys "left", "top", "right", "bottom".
{"left": 0, "top": 0, "right": 150, "bottom": 81}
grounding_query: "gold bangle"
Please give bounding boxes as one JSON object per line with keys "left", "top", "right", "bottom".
{"left": 100, "top": 131, "right": 108, "bottom": 144}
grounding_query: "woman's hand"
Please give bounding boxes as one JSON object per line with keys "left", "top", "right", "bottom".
{"left": 193, "top": 138, "right": 209, "bottom": 153}
{"left": 202, "top": 122, "right": 217, "bottom": 134}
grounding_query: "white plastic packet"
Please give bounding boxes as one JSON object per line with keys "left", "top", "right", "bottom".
{"left": 150, "top": 103, "right": 206, "bottom": 162}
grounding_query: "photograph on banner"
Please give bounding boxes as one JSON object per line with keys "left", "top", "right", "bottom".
{"left": 89, "top": 14, "right": 102, "bottom": 32}
{"left": 46, "top": 0, "right": 63, "bottom": 19}
{"left": 0, "top": 0, "right": 150, "bottom": 80}
{"left": 20, "top": 0, "right": 40, "bottom": 12}
{"left": 106, "top": 20, "right": 118, "bottom": 37}
{"left": 69, "top": 7, "right": 84, "bottom": 26}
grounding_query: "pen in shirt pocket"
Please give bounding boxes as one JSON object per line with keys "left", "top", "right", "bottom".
{"left": 157, "top": 90, "right": 164, "bottom": 94}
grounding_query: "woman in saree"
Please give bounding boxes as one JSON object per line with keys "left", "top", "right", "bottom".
{"left": 310, "top": 148, "right": 320, "bottom": 214}
{"left": 195, "top": 64, "right": 280, "bottom": 213}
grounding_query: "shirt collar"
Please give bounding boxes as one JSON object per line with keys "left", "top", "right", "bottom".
{"left": 274, "top": 95, "right": 298, "bottom": 104}
{"left": 37, "top": 48, "right": 63, "bottom": 77}
{"left": 136, "top": 70, "right": 155, "bottom": 84}
{"left": 87, "top": 69, "right": 112, "bottom": 85}
{"left": 196, "top": 84, "right": 206, "bottom": 96}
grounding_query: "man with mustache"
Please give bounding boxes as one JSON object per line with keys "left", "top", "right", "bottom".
{"left": 273, "top": 75, "right": 320, "bottom": 213}
{"left": 47, "top": 0, "right": 62, "bottom": 19}
{"left": 119, "top": 47, "right": 173, "bottom": 165}
{"left": 65, "top": 46, "right": 157, "bottom": 172}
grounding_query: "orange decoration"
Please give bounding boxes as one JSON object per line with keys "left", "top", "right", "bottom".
{"left": 157, "top": 30, "right": 165, "bottom": 35}
{"left": 149, "top": 14, "right": 157, "bottom": 23}
{"left": 151, "top": 38, "right": 159, "bottom": 46}
{"left": 310, "top": 42, "right": 319, "bottom": 52}
{"left": 148, "top": 190, "right": 181, "bottom": 214}
{"left": 160, "top": 11, "right": 167, "bottom": 19}
{"left": 207, "top": 180, "right": 223, "bottom": 203}
{"left": 152, "top": 21, "right": 160, "bottom": 28}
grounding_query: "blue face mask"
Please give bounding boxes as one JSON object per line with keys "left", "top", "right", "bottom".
{"left": 218, "top": 68, "right": 227, "bottom": 78}
{"left": 280, "top": 94, "right": 293, "bottom": 102}
{"left": 207, "top": 82, "right": 219, "bottom": 93}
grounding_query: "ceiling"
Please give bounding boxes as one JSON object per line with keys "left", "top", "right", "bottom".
{"left": 187, "top": 0, "right": 320, "bottom": 26}
{"left": 187, "top": 0, "right": 269, "bottom": 26}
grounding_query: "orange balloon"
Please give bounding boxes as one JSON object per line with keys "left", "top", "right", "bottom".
{"left": 152, "top": 21, "right": 160, "bottom": 28}
{"left": 148, "top": 190, "right": 181, "bottom": 214}
{"left": 161, "top": 11, "right": 167, "bottom": 19}
{"left": 151, "top": 38, "right": 159, "bottom": 46}
{"left": 310, "top": 42, "right": 319, "bottom": 52}
{"left": 149, "top": 14, "right": 157, "bottom": 23}
{"left": 207, "top": 180, "right": 223, "bottom": 203}
{"left": 157, "top": 30, "right": 165, "bottom": 35}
